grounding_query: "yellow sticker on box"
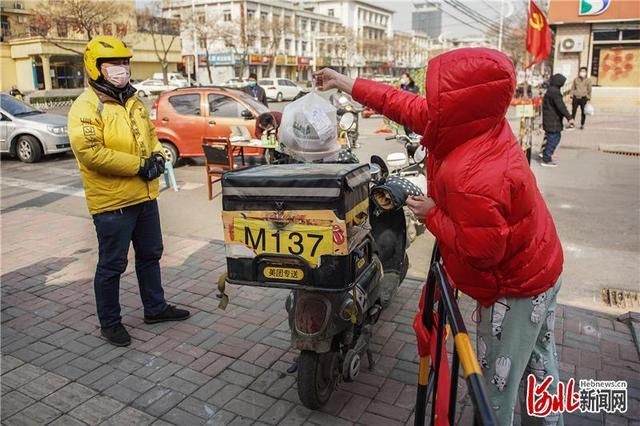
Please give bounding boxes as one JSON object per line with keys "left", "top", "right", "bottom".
{"left": 233, "top": 218, "right": 333, "bottom": 265}
{"left": 263, "top": 267, "right": 305, "bottom": 281}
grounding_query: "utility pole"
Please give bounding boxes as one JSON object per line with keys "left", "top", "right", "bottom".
{"left": 240, "top": 0, "right": 246, "bottom": 78}
{"left": 192, "top": 0, "right": 200, "bottom": 84}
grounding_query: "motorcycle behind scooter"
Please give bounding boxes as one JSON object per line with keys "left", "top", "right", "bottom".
{"left": 383, "top": 132, "right": 428, "bottom": 243}
{"left": 218, "top": 159, "right": 421, "bottom": 409}
{"left": 332, "top": 92, "right": 363, "bottom": 150}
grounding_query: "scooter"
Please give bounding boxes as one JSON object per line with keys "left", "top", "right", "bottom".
{"left": 219, "top": 158, "right": 419, "bottom": 410}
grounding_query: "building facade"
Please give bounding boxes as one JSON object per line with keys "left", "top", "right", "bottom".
{"left": 0, "top": 0, "right": 183, "bottom": 92}
{"left": 412, "top": 1, "right": 442, "bottom": 39}
{"left": 162, "top": 0, "right": 405, "bottom": 83}
{"left": 549, "top": 0, "right": 640, "bottom": 87}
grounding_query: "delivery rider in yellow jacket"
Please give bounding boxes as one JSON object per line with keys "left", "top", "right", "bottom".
{"left": 68, "top": 36, "right": 189, "bottom": 346}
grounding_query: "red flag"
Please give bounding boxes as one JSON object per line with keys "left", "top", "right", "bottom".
{"left": 526, "top": 1, "right": 551, "bottom": 68}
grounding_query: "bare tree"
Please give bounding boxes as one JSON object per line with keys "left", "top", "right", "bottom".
{"left": 258, "top": 15, "right": 290, "bottom": 78}
{"left": 31, "top": 0, "right": 127, "bottom": 56}
{"left": 137, "top": 6, "right": 180, "bottom": 85}
{"left": 486, "top": 2, "right": 528, "bottom": 69}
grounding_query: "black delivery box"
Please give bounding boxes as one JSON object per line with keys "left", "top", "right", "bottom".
{"left": 221, "top": 163, "right": 372, "bottom": 289}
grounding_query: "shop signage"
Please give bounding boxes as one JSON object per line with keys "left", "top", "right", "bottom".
{"left": 579, "top": 0, "right": 611, "bottom": 16}
{"left": 276, "top": 55, "right": 297, "bottom": 66}
{"left": 249, "top": 55, "right": 272, "bottom": 65}
{"left": 207, "top": 52, "right": 238, "bottom": 65}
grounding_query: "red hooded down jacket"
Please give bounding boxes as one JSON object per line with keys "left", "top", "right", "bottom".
{"left": 352, "top": 48, "right": 563, "bottom": 307}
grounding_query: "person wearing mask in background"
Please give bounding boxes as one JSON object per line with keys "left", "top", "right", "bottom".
{"left": 68, "top": 36, "right": 190, "bottom": 347}
{"left": 243, "top": 73, "right": 269, "bottom": 107}
{"left": 400, "top": 72, "right": 419, "bottom": 95}
{"left": 542, "top": 74, "right": 575, "bottom": 167}
{"left": 9, "top": 85, "right": 23, "bottom": 100}
{"left": 314, "top": 47, "right": 565, "bottom": 425}
{"left": 570, "top": 67, "right": 592, "bottom": 130}
{"left": 400, "top": 72, "right": 419, "bottom": 135}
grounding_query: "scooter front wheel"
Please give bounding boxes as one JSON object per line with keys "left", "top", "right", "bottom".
{"left": 297, "top": 350, "right": 338, "bottom": 409}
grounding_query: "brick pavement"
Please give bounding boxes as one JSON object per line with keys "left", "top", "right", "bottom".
{"left": 1, "top": 208, "right": 639, "bottom": 425}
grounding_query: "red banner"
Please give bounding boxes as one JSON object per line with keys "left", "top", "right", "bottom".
{"left": 526, "top": 1, "right": 552, "bottom": 68}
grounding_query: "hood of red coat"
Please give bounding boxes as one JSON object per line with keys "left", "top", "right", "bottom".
{"left": 423, "top": 48, "right": 516, "bottom": 159}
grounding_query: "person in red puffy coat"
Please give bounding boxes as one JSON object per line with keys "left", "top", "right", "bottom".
{"left": 315, "top": 48, "right": 564, "bottom": 425}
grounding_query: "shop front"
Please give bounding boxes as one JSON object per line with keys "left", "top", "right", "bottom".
{"left": 275, "top": 55, "right": 297, "bottom": 79}
{"left": 549, "top": 0, "right": 640, "bottom": 87}
{"left": 297, "top": 56, "right": 312, "bottom": 81}
{"left": 248, "top": 54, "right": 272, "bottom": 79}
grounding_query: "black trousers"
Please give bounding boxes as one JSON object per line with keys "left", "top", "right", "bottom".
{"left": 572, "top": 96, "right": 588, "bottom": 126}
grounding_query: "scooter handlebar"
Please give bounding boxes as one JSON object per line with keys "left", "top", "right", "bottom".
{"left": 385, "top": 136, "right": 397, "bottom": 141}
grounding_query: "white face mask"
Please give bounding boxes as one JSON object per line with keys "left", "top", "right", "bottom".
{"left": 104, "top": 65, "right": 130, "bottom": 88}
{"left": 579, "top": 71, "right": 587, "bottom": 78}
{"left": 400, "top": 78, "right": 408, "bottom": 85}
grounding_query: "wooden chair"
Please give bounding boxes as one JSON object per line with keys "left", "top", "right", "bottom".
{"left": 202, "top": 137, "right": 244, "bottom": 200}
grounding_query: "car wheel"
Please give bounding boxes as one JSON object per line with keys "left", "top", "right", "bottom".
{"left": 16, "top": 135, "right": 43, "bottom": 163}
{"left": 276, "top": 92, "right": 283, "bottom": 102}
{"left": 161, "top": 141, "right": 179, "bottom": 167}
{"left": 138, "top": 90, "right": 147, "bottom": 98}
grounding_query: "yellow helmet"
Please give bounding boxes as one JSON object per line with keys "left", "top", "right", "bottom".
{"left": 84, "top": 36, "right": 133, "bottom": 81}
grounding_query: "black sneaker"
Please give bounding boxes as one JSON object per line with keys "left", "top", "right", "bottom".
{"left": 540, "top": 160, "right": 558, "bottom": 168}
{"left": 101, "top": 323, "right": 131, "bottom": 346}
{"left": 144, "top": 305, "right": 191, "bottom": 324}
{"left": 580, "top": 125, "right": 584, "bottom": 130}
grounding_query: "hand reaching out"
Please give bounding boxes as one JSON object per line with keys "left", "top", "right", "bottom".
{"left": 313, "top": 68, "right": 355, "bottom": 94}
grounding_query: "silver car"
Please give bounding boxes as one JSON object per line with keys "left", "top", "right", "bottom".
{"left": 0, "top": 94, "right": 71, "bottom": 163}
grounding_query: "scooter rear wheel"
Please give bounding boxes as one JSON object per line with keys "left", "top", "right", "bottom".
{"left": 297, "top": 350, "right": 337, "bottom": 409}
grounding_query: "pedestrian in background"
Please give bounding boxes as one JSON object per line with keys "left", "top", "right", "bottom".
{"left": 315, "top": 47, "right": 565, "bottom": 425}
{"left": 243, "top": 72, "right": 269, "bottom": 107}
{"left": 68, "top": 36, "right": 190, "bottom": 347}
{"left": 399, "top": 72, "right": 419, "bottom": 95}
{"left": 541, "top": 74, "right": 575, "bottom": 167}
{"left": 400, "top": 72, "right": 420, "bottom": 135}
{"left": 570, "top": 66, "right": 592, "bottom": 130}
{"left": 9, "top": 85, "right": 23, "bottom": 100}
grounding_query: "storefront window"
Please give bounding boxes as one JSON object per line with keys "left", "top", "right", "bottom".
{"left": 593, "top": 30, "right": 619, "bottom": 41}
{"left": 622, "top": 29, "right": 640, "bottom": 41}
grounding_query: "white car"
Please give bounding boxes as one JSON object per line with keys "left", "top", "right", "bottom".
{"left": 259, "top": 78, "right": 304, "bottom": 102}
{"left": 224, "top": 78, "right": 248, "bottom": 88}
{"left": 133, "top": 79, "right": 177, "bottom": 97}
{"left": 153, "top": 73, "right": 188, "bottom": 87}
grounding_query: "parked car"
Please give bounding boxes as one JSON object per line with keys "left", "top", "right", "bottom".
{"left": 153, "top": 72, "right": 188, "bottom": 87}
{"left": 151, "top": 87, "right": 271, "bottom": 165}
{"left": 133, "top": 79, "right": 177, "bottom": 97}
{"left": 0, "top": 94, "right": 71, "bottom": 163}
{"left": 258, "top": 78, "right": 304, "bottom": 102}
{"left": 223, "top": 78, "right": 248, "bottom": 88}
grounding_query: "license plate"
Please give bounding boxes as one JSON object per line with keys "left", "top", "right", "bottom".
{"left": 233, "top": 218, "right": 333, "bottom": 264}
{"left": 263, "top": 266, "right": 305, "bottom": 281}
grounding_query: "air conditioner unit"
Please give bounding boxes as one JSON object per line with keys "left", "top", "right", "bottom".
{"left": 560, "top": 37, "right": 585, "bottom": 53}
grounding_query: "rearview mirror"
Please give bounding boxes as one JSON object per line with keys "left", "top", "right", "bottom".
{"left": 241, "top": 109, "right": 254, "bottom": 119}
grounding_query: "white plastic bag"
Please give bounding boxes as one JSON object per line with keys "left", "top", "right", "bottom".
{"left": 584, "top": 102, "right": 594, "bottom": 116}
{"left": 278, "top": 92, "right": 340, "bottom": 162}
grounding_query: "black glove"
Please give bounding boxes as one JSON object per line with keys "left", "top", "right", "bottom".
{"left": 138, "top": 157, "right": 163, "bottom": 181}
{"left": 371, "top": 176, "right": 424, "bottom": 211}
{"left": 151, "top": 152, "right": 166, "bottom": 175}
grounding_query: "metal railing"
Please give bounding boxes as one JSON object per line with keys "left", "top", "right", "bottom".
{"left": 414, "top": 245, "right": 498, "bottom": 426}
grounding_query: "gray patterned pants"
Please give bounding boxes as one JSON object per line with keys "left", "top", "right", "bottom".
{"left": 477, "top": 279, "right": 563, "bottom": 426}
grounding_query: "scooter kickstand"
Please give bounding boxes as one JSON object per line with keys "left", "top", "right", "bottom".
{"left": 366, "top": 349, "right": 375, "bottom": 370}
{"left": 286, "top": 357, "right": 298, "bottom": 374}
